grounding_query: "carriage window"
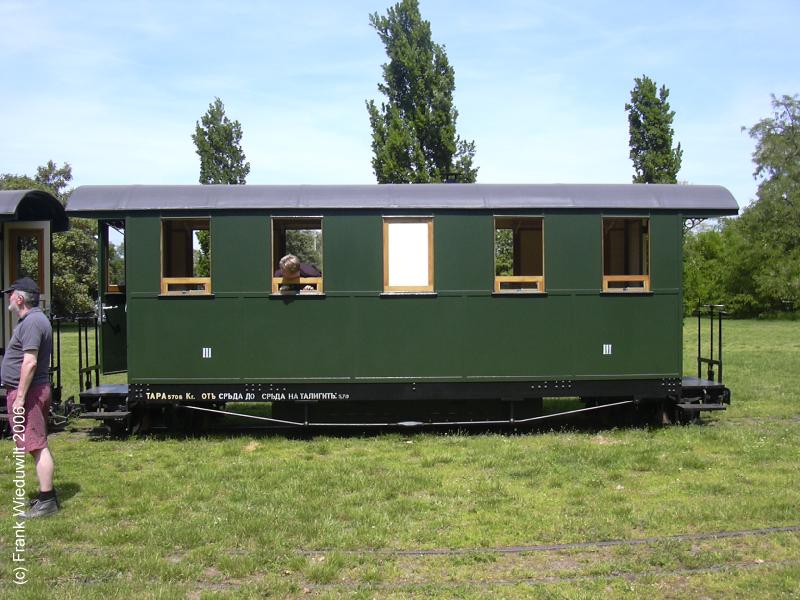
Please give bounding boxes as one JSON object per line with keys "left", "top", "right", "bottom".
{"left": 104, "top": 221, "right": 125, "bottom": 294}
{"left": 9, "top": 229, "right": 45, "bottom": 294}
{"left": 161, "top": 219, "right": 211, "bottom": 295}
{"left": 602, "top": 218, "right": 650, "bottom": 292}
{"left": 494, "top": 217, "right": 544, "bottom": 292}
{"left": 383, "top": 217, "right": 434, "bottom": 292}
{"left": 271, "top": 218, "right": 323, "bottom": 293}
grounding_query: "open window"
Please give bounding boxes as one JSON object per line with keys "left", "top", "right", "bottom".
{"left": 104, "top": 221, "right": 125, "bottom": 294}
{"left": 602, "top": 218, "right": 650, "bottom": 292}
{"left": 100, "top": 221, "right": 127, "bottom": 373}
{"left": 8, "top": 228, "right": 45, "bottom": 294}
{"left": 494, "top": 217, "right": 544, "bottom": 292}
{"left": 271, "top": 217, "right": 323, "bottom": 293}
{"left": 383, "top": 217, "right": 434, "bottom": 293}
{"left": 161, "top": 218, "right": 211, "bottom": 295}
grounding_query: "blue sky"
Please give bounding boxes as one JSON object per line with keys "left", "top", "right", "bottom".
{"left": 1, "top": 0, "right": 798, "bottom": 207}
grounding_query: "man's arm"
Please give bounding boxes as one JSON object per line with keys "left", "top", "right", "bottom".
{"left": 12, "top": 350, "right": 38, "bottom": 410}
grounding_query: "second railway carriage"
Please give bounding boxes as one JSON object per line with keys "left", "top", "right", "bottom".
{"left": 66, "top": 183, "right": 738, "bottom": 430}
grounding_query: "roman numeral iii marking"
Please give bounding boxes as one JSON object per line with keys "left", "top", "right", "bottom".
{"left": 202, "top": 347, "right": 212, "bottom": 359}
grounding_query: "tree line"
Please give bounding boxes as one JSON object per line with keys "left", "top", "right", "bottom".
{"left": 683, "top": 95, "right": 800, "bottom": 317}
{"left": 1, "top": 0, "right": 796, "bottom": 317}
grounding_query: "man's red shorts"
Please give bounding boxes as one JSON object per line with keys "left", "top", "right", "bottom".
{"left": 6, "top": 383, "right": 52, "bottom": 452}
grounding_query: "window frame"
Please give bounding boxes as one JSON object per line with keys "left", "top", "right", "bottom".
{"left": 102, "top": 221, "right": 126, "bottom": 295}
{"left": 270, "top": 216, "right": 324, "bottom": 294}
{"left": 493, "top": 216, "right": 545, "bottom": 293}
{"left": 382, "top": 216, "right": 434, "bottom": 293}
{"left": 8, "top": 227, "right": 46, "bottom": 294}
{"left": 601, "top": 216, "right": 651, "bottom": 293}
{"left": 160, "top": 217, "right": 212, "bottom": 296}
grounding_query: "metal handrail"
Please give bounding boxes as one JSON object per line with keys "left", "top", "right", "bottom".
{"left": 696, "top": 304, "right": 726, "bottom": 383}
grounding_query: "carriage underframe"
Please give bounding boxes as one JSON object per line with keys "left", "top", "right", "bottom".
{"left": 73, "top": 375, "right": 730, "bottom": 434}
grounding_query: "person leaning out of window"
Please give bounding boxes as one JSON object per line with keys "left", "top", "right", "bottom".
{"left": 274, "top": 254, "right": 321, "bottom": 292}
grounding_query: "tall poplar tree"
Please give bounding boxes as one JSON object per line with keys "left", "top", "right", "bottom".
{"left": 625, "top": 75, "right": 683, "bottom": 183}
{"left": 366, "top": 0, "right": 477, "bottom": 183}
{"left": 192, "top": 97, "right": 251, "bottom": 185}
{"left": 191, "top": 98, "right": 250, "bottom": 275}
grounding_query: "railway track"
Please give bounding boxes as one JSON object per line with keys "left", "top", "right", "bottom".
{"left": 299, "top": 524, "right": 800, "bottom": 557}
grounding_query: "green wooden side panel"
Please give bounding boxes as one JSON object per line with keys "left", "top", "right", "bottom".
{"left": 128, "top": 297, "right": 237, "bottom": 380}
{"left": 353, "top": 297, "right": 464, "bottom": 378}
{"left": 461, "top": 297, "right": 573, "bottom": 378}
{"left": 435, "top": 213, "right": 493, "bottom": 291}
{"left": 212, "top": 215, "right": 269, "bottom": 293}
{"left": 545, "top": 214, "right": 600, "bottom": 291}
{"left": 324, "top": 214, "right": 382, "bottom": 292}
{"left": 126, "top": 216, "right": 160, "bottom": 295}
{"left": 238, "top": 297, "right": 353, "bottom": 379}
{"left": 650, "top": 213, "right": 682, "bottom": 290}
{"left": 123, "top": 210, "right": 684, "bottom": 384}
{"left": 571, "top": 294, "right": 680, "bottom": 377}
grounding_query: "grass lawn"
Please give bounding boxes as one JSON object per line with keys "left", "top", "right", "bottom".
{"left": 1, "top": 319, "right": 798, "bottom": 598}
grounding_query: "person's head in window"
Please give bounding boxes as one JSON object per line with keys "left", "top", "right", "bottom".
{"left": 278, "top": 254, "right": 301, "bottom": 278}
{"left": 275, "top": 254, "right": 321, "bottom": 278}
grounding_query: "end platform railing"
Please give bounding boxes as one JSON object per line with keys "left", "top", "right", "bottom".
{"left": 696, "top": 304, "right": 726, "bottom": 384}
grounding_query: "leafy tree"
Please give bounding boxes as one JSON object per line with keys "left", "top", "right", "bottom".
{"left": 192, "top": 97, "right": 251, "bottom": 185}
{"left": 286, "top": 230, "right": 323, "bottom": 271}
{"left": 366, "top": 0, "right": 477, "bottom": 183}
{"left": 107, "top": 226, "right": 125, "bottom": 286}
{"left": 625, "top": 75, "right": 683, "bottom": 183}
{"left": 494, "top": 229, "right": 513, "bottom": 276}
{"left": 0, "top": 162, "right": 98, "bottom": 316}
{"left": 682, "top": 226, "right": 726, "bottom": 315}
{"left": 36, "top": 160, "right": 73, "bottom": 194}
{"left": 682, "top": 95, "right": 800, "bottom": 317}
{"left": 191, "top": 97, "right": 250, "bottom": 275}
{"left": 51, "top": 218, "right": 99, "bottom": 316}
{"left": 730, "top": 94, "right": 800, "bottom": 314}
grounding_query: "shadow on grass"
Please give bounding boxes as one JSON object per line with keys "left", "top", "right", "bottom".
{"left": 55, "top": 481, "right": 81, "bottom": 503}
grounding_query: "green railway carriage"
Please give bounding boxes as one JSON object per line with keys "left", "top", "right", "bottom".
{"left": 66, "top": 183, "right": 738, "bottom": 429}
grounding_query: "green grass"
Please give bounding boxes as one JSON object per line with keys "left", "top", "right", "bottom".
{"left": 1, "top": 319, "right": 799, "bottom": 598}
{"left": 53, "top": 323, "right": 126, "bottom": 404}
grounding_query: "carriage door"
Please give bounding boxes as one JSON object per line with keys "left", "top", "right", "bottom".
{"left": 3, "top": 221, "right": 51, "bottom": 346}
{"left": 100, "top": 221, "right": 127, "bottom": 373}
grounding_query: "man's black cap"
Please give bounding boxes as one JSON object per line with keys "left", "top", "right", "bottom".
{"left": 2, "top": 277, "right": 40, "bottom": 294}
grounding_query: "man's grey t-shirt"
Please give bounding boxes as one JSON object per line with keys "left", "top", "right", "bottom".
{"left": 1, "top": 307, "right": 53, "bottom": 388}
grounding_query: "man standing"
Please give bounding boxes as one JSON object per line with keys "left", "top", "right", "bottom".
{"left": 2, "top": 277, "right": 58, "bottom": 518}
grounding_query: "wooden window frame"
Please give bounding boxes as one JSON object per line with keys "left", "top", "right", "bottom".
{"left": 270, "top": 217, "right": 324, "bottom": 294}
{"left": 160, "top": 218, "right": 212, "bottom": 296}
{"left": 383, "top": 217, "right": 434, "bottom": 293}
{"left": 601, "top": 217, "right": 651, "bottom": 293}
{"left": 103, "top": 221, "right": 126, "bottom": 295}
{"left": 8, "top": 228, "right": 45, "bottom": 293}
{"left": 493, "top": 217, "right": 545, "bottom": 293}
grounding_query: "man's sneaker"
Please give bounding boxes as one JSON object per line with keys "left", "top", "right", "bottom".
{"left": 29, "top": 491, "right": 59, "bottom": 508}
{"left": 22, "top": 498, "right": 59, "bottom": 519}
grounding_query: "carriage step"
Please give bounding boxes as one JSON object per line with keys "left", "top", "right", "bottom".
{"left": 676, "top": 403, "right": 728, "bottom": 412}
{"left": 80, "top": 411, "right": 131, "bottom": 420}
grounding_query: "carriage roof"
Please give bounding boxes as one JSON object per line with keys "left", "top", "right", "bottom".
{"left": 0, "top": 189, "right": 69, "bottom": 231}
{"left": 65, "top": 183, "right": 738, "bottom": 216}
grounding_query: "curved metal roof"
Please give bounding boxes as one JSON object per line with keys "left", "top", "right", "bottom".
{"left": 66, "top": 183, "right": 739, "bottom": 215}
{"left": 0, "top": 189, "right": 69, "bottom": 231}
